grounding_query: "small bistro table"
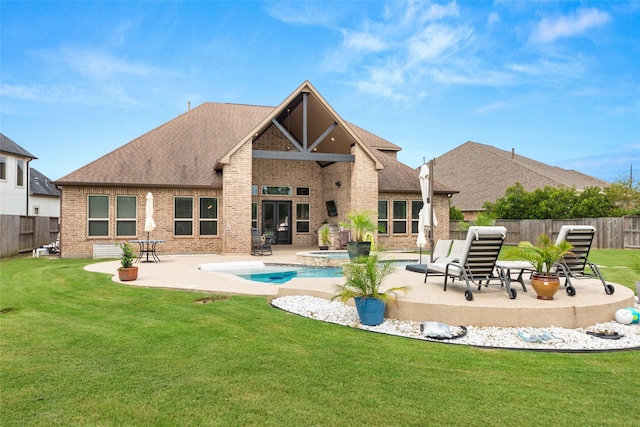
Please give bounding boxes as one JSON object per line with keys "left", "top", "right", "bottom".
{"left": 129, "top": 239, "right": 166, "bottom": 263}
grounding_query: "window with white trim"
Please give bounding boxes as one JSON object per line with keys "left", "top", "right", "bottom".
{"left": 411, "top": 200, "right": 422, "bottom": 234}
{"left": 378, "top": 200, "right": 388, "bottom": 235}
{"left": 392, "top": 200, "right": 407, "bottom": 234}
{"left": 16, "top": 159, "right": 24, "bottom": 187}
{"left": 296, "top": 203, "right": 310, "bottom": 233}
{"left": 174, "top": 196, "right": 193, "bottom": 236}
{"left": 199, "top": 197, "right": 218, "bottom": 236}
{"left": 116, "top": 195, "right": 137, "bottom": 236}
{"left": 0, "top": 156, "right": 6, "bottom": 180}
{"left": 88, "top": 195, "right": 109, "bottom": 237}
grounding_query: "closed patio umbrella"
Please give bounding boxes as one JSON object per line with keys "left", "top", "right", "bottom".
{"left": 418, "top": 163, "right": 437, "bottom": 263}
{"left": 143, "top": 192, "right": 156, "bottom": 262}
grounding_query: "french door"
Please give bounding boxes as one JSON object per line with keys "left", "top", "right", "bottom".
{"left": 262, "top": 201, "right": 291, "bottom": 244}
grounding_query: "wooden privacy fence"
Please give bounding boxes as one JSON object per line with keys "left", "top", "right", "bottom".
{"left": 450, "top": 216, "right": 640, "bottom": 249}
{"left": 0, "top": 215, "right": 59, "bottom": 258}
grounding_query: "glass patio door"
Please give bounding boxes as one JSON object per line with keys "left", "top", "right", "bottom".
{"left": 262, "top": 201, "right": 291, "bottom": 244}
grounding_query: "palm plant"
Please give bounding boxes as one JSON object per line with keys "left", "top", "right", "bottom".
{"left": 512, "top": 234, "right": 574, "bottom": 276}
{"left": 332, "top": 253, "right": 409, "bottom": 305}
{"left": 339, "top": 210, "right": 379, "bottom": 242}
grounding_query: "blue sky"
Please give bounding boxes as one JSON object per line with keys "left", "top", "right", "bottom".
{"left": 1, "top": 1, "right": 638, "bottom": 184}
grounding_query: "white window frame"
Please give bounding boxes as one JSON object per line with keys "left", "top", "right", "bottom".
{"left": 199, "top": 197, "right": 218, "bottom": 236}
{"left": 392, "top": 200, "right": 407, "bottom": 234}
{"left": 116, "top": 195, "right": 137, "bottom": 237}
{"left": 411, "top": 200, "right": 422, "bottom": 234}
{"left": 174, "top": 196, "right": 194, "bottom": 236}
{"left": 378, "top": 200, "right": 389, "bottom": 235}
{"left": 88, "top": 195, "right": 110, "bottom": 237}
{"left": 0, "top": 155, "right": 6, "bottom": 181}
{"left": 295, "top": 202, "right": 310, "bottom": 233}
{"left": 16, "top": 159, "right": 24, "bottom": 187}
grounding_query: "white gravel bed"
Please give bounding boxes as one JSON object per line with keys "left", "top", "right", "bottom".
{"left": 271, "top": 295, "right": 640, "bottom": 352}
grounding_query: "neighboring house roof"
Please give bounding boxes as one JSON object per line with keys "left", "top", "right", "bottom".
{"left": 30, "top": 168, "right": 61, "bottom": 197}
{"left": 55, "top": 81, "right": 451, "bottom": 195}
{"left": 435, "top": 141, "right": 610, "bottom": 212}
{"left": 0, "top": 133, "right": 37, "bottom": 159}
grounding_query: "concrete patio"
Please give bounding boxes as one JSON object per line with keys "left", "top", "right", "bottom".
{"left": 84, "top": 247, "right": 635, "bottom": 328}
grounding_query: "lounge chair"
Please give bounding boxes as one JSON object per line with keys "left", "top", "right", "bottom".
{"left": 405, "top": 239, "right": 450, "bottom": 273}
{"left": 251, "top": 228, "right": 273, "bottom": 256}
{"left": 497, "top": 225, "right": 614, "bottom": 297}
{"left": 555, "top": 225, "right": 614, "bottom": 296}
{"left": 424, "top": 226, "right": 515, "bottom": 301}
{"left": 431, "top": 239, "right": 452, "bottom": 261}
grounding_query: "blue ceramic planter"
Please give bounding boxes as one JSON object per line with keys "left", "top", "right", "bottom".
{"left": 354, "top": 297, "right": 386, "bottom": 326}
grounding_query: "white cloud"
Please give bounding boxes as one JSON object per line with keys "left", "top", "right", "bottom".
{"left": 531, "top": 8, "right": 611, "bottom": 44}
{"left": 487, "top": 12, "right": 500, "bottom": 27}
{"left": 263, "top": 1, "right": 335, "bottom": 27}
{"left": 39, "top": 48, "right": 155, "bottom": 79}
{"left": 471, "top": 101, "right": 510, "bottom": 116}
{"left": 407, "top": 23, "right": 472, "bottom": 64}
{"left": 342, "top": 30, "right": 387, "bottom": 52}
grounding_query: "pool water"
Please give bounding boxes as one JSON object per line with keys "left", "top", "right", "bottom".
{"left": 236, "top": 265, "right": 343, "bottom": 284}
{"left": 200, "top": 260, "right": 415, "bottom": 284}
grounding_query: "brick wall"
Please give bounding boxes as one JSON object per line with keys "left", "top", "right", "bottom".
{"left": 222, "top": 140, "right": 253, "bottom": 254}
{"left": 59, "top": 126, "right": 429, "bottom": 257}
{"left": 60, "top": 186, "right": 223, "bottom": 258}
{"left": 377, "top": 191, "right": 450, "bottom": 250}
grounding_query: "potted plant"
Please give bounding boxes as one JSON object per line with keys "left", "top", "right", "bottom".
{"left": 339, "top": 210, "right": 379, "bottom": 260}
{"left": 318, "top": 224, "right": 331, "bottom": 250}
{"left": 511, "top": 234, "right": 573, "bottom": 300}
{"left": 332, "top": 253, "right": 409, "bottom": 326}
{"left": 117, "top": 242, "right": 138, "bottom": 281}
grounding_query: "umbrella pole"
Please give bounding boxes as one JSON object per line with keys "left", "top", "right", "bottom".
{"left": 146, "top": 232, "right": 150, "bottom": 262}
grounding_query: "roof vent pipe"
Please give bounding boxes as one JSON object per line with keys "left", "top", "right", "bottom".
{"left": 511, "top": 148, "right": 515, "bottom": 159}
{"left": 188, "top": 101, "right": 191, "bottom": 111}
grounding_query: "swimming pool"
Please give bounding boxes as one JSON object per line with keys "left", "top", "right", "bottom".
{"left": 199, "top": 262, "right": 343, "bottom": 284}
{"left": 200, "top": 260, "right": 415, "bottom": 284}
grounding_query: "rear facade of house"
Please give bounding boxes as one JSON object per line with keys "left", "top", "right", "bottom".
{"left": 55, "top": 82, "right": 455, "bottom": 257}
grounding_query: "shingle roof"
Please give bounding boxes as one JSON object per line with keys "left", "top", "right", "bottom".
{"left": 30, "top": 168, "right": 61, "bottom": 197}
{"left": 435, "top": 141, "right": 610, "bottom": 211}
{"left": 56, "top": 103, "right": 273, "bottom": 188}
{"left": 0, "top": 133, "right": 37, "bottom": 159}
{"left": 55, "top": 89, "right": 448, "bottom": 196}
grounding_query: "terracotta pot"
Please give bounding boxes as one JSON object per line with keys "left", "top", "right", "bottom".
{"left": 530, "top": 273, "right": 560, "bottom": 300}
{"left": 118, "top": 266, "right": 138, "bottom": 281}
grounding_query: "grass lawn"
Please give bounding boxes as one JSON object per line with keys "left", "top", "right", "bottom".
{"left": 1, "top": 253, "right": 639, "bottom": 426}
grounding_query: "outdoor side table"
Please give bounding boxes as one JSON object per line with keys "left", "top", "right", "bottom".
{"left": 129, "top": 239, "right": 166, "bottom": 263}
{"left": 495, "top": 260, "right": 535, "bottom": 293}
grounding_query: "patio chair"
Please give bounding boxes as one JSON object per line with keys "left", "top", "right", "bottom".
{"left": 251, "top": 228, "right": 273, "bottom": 256}
{"left": 424, "top": 226, "right": 516, "bottom": 301}
{"left": 431, "top": 239, "right": 452, "bottom": 261}
{"left": 554, "top": 225, "right": 614, "bottom": 296}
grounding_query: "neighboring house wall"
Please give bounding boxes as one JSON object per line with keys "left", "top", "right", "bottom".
{"left": 0, "top": 153, "right": 29, "bottom": 215}
{"left": 30, "top": 194, "right": 60, "bottom": 217}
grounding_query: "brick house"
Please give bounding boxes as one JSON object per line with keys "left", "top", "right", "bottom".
{"left": 435, "top": 141, "right": 610, "bottom": 220}
{"left": 55, "top": 81, "right": 456, "bottom": 257}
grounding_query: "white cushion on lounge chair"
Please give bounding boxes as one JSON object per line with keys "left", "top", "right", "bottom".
{"left": 432, "top": 239, "right": 452, "bottom": 261}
